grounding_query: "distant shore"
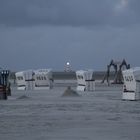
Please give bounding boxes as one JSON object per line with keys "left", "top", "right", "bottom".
{"left": 10, "top": 71, "right": 116, "bottom": 81}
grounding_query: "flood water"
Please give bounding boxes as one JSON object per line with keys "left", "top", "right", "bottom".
{"left": 0, "top": 83, "right": 140, "bottom": 140}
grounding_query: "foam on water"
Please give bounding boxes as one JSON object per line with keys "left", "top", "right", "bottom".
{"left": 0, "top": 84, "right": 140, "bottom": 140}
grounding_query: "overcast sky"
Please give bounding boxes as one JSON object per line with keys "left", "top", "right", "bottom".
{"left": 0, "top": 0, "right": 140, "bottom": 71}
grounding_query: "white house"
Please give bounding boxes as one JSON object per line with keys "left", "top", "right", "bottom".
{"left": 34, "top": 69, "right": 53, "bottom": 90}
{"left": 76, "top": 70, "right": 95, "bottom": 91}
{"left": 122, "top": 67, "right": 140, "bottom": 100}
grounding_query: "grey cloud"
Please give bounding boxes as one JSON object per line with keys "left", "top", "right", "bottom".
{"left": 0, "top": 25, "right": 140, "bottom": 70}
{"left": 0, "top": 0, "right": 140, "bottom": 71}
{"left": 0, "top": 0, "right": 139, "bottom": 27}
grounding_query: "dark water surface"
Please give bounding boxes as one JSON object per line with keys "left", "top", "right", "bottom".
{"left": 0, "top": 84, "right": 140, "bottom": 140}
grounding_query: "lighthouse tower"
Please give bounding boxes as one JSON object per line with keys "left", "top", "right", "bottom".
{"left": 64, "top": 62, "right": 72, "bottom": 72}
